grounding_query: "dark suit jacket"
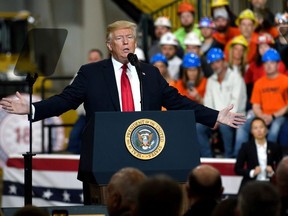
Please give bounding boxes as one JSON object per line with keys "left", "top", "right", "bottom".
{"left": 234, "top": 139, "right": 282, "bottom": 190}
{"left": 33, "top": 58, "right": 219, "bottom": 182}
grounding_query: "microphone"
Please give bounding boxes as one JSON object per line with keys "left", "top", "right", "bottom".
{"left": 127, "top": 53, "right": 139, "bottom": 66}
{"left": 127, "top": 53, "right": 143, "bottom": 111}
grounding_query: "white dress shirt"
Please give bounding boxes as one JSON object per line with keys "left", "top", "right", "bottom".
{"left": 112, "top": 57, "right": 141, "bottom": 111}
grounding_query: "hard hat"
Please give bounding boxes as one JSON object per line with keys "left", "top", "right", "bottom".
{"left": 262, "top": 48, "right": 281, "bottom": 62}
{"left": 184, "top": 32, "right": 202, "bottom": 46}
{"left": 182, "top": 52, "right": 201, "bottom": 68}
{"left": 150, "top": 53, "right": 168, "bottom": 65}
{"left": 160, "top": 32, "right": 178, "bottom": 46}
{"left": 154, "top": 16, "right": 172, "bottom": 28}
{"left": 257, "top": 33, "right": 275, "bottom": 45}
{"left": 213, "top": 7, "right": 229, "bottom": 19}
{"left": 211, "top": 0, "right": 229, "bottom": 8}
{"left": 230, "top": 35, "right": 248, "bottom": 48}
{"left": 177, "top": 2, "right": 195, "bottom": 14}
{"left": 235, "top": 9, "right": 257, "bottom": 27}
{"left": 206, "top": 48, "right": 224, "bottom": 64}
{"left": 275, "top": 12, "right": 288, "bottom": 24}
{"left": 199, "top": 17, "right": 215, "bottom": 28}
{"left": 135, "top": 47, "right": 146, "bottom": 61}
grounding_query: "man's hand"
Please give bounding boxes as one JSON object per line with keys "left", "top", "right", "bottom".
{"left": 217, "top": 104, "right": 246, "bottom": 128}
{"left": 0, "top": 92, "right": 30, "bottom": 115}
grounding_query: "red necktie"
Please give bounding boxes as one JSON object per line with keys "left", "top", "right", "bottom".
{"left": 121, "top": 64, "right": 135, "bottom": 111}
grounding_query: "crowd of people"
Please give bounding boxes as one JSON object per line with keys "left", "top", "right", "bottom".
{"left": 11, "top": 157, "right": 288, "bottom": 216}
{"left": 147, "top": 0, "right": 288, "bottom": 158}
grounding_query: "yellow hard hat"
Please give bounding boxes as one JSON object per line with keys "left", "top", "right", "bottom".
{"left": 211, "top": 0, "right": 229, "bottom": 8}
{"left": 230, "top": 35, "right": 248, "bottom": 48}
{"left": 235, "top": 9, "right": 257, "bottom": 27}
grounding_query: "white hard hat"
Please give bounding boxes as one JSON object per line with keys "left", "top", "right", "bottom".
{"left": 135, "top": 47, "right": 146, "bottom": 61}
{"left": 160, "top": 32, "right": 178, "bottom": 46}
{"left": 154, "top": 16, "right": 172, "bottom": 28}
{"left": 184, "top": 32, "right": 202, "bottom": 46}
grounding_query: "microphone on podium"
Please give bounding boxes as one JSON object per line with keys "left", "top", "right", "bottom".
{"left": 127, "top": 53, "right": 143, "bottom": 111}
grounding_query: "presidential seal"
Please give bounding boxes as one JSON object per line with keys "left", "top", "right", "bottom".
{"left": 125, "top": 119, "right": 165, "bottom": 160}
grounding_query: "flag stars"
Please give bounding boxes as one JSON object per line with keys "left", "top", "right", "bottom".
{"left": 62, "top": 190, "right": 71, "bottom": 202}
{"left": 42, "top": 189, "right": 53, "bottom": 200}
{"left": 8, "top": 185, "right": 17, "bottom": 195}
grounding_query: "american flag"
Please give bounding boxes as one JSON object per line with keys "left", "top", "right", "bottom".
{"left": 2, "top": 155, "right": 242, "bottom": 207}
{"left": 2, "top": 154, "right": 83, "bottom": 207}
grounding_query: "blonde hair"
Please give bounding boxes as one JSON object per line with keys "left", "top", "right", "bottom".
{"left": 106, "top": 20, "right": 137, "bottom": 43}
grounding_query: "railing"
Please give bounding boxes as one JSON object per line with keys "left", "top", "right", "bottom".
{"left": 40, "top": 76, "right": 74, "bottom": 153}
{"left": 150, "top": 0, "right": 210, "bottom": 32}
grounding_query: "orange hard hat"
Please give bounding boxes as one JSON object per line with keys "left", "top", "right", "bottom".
{"left": 177, "top": 2, "right": 195, "bottom": 14}
{"left": 257, "top": 33, "right": 275, "bottom": 45}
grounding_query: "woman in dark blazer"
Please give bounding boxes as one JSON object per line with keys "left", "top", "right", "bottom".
{"left": 234, "top": 117, "right": 283, "bottom": 191}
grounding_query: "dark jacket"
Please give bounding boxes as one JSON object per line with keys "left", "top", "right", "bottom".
{"left": 33, "top": 58, "right": 219, "bottom": 182}
{"left": 234, "top": 140, "right": 282, "bottom": 190}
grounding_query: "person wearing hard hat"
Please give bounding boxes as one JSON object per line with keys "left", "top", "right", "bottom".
{"left": 196, "top": 48, "right": 247, "bottom": 158}
{"left": 184, "top": 32, "right": 202, "bottom": 55}
{"left": 174, "top": 2, "right": 202, "bottom": 50}
{"left": 198, "top": 17, "right": 224, "bottom": 78}
{"left": 149, "top": 53, "right": 171, "bottom": 83}
{"left": 234, "top": 48, "right": 288, "bottom": 157}
{"left": 159, "top": 32, "right": 182, "bottom": 81}
{"left": 184, "top": 31, "right": 213, "bottom": 78}
{"left": 148, "top": 16, "right": 172, "bottom": 59}
{"left": 245, "top": 33, "right": 287, "bottom": 111}
{"left": 199, "top": 17, "right": 223, "bottom": 55}
{"left": 245, "top": 33, "right": 286, "bottom": 85}
{"left": 227, "top": 35, "right": 248, "bottom": 76}
{"left": 211, "top": 0, "right": 237, "bottom": 27}
{"left": 211, "top": 0, "right": 241, "bottom": 46}
{"left": 173, "top": 52, "right": 207, "bottom": 104}
{"left": 224, "top": 9, "right": 259, "bottom": 64}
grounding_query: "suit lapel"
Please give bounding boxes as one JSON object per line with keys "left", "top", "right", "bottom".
{"left": 102, "top": 59, "right": 121, "bottom": 111}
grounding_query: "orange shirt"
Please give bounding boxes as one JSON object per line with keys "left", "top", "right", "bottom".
{"left": 173, "top": 78, "right": 207, "bottom": 101}
{"left": 251, "top": 73, "right": 288, "bottom": 114}
{"left": 213, "top": 27, "right": 241, "bottom": 45}
{"left": 225, "top": 32, "right": 259, "bottom": 64}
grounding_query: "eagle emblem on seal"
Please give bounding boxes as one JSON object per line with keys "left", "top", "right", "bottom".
{"left": 137, "top": 129, "right": 155, "bottom": 150}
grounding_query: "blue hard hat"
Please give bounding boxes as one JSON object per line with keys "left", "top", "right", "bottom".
{"left": 199, "top": 17, "right": 214, "bottom": 28}
{"left": 262, "top": 48, "right": 281, "bottom": 62}
{"left": 206, "top": 48, "right": 224, "bottom": 64}
{"left": 182, "top": 52, "right": 201, "bottom": 68}
{"left": 150, "top": 53, "right": 168, "bottom": 65}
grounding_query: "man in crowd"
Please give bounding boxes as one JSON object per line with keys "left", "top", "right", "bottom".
{"left": 197, "top": 48, "right": 247, "bottom": 158}
{"left": 183, "top": 164, "right": 223, "bottom": 216}
{"left": 234, "top": 48, "right": 288, "bottom": 157}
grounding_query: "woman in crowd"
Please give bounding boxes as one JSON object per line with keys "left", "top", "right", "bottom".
{"left": 234, "top": 117, "right": 283, "bottom": 191}
{"left": 227, "top": 35, "right": 248, "bottom": 76}
{"left": 150, "top": 53, "right": 172, "bottom": 83}
{"left": 173, "top": 52, "right": 207, "bottom": 104}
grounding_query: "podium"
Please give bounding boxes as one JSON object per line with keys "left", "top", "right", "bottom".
{"left": 78, "top": 110, "right": 201, "bottom": 185}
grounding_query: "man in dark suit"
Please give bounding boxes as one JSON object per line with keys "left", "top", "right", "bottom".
{"left": 0, "top": 20, "right": 245, "bottom": 204}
